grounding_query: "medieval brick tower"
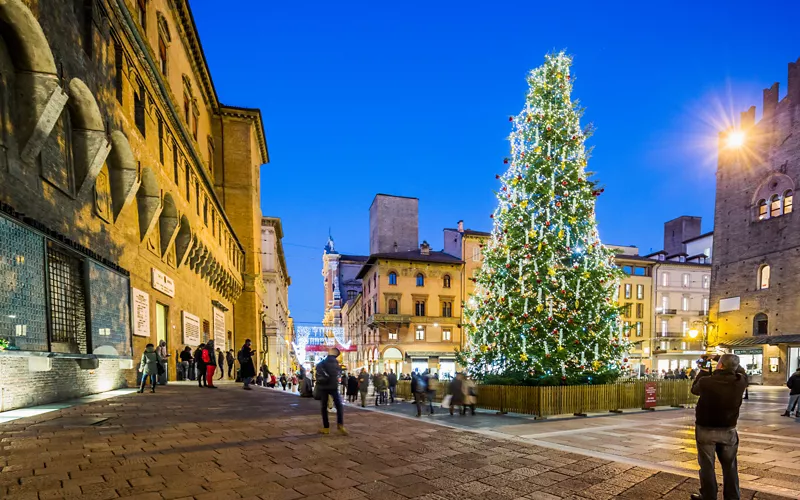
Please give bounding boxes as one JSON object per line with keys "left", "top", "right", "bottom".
{"left": 709, "top": 57, "right": 800, "bottom": 385}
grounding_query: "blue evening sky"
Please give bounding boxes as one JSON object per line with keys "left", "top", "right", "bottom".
{"left": 191, "top": 1, "right": 800, "bottom": 324}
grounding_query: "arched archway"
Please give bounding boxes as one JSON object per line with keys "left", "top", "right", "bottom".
{"left": 136, "top": 167, "right": 161, "bottom": 241}
{"left": 68, "top": 78, "right": 110, "bottom": 197}
{"left": 159, "top": 193, "right": 179, "bottom": 257}
{"left": 107, "top": 131, "right": 138, "bottom": 220}
{"left": 0, "top": 0, "right": 57, "bottom": 74}
{"left": 175, "top": 214, "right": 193, "bottom": 267}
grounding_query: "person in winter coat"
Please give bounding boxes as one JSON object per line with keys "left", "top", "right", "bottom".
{"left": 357, "top": 368, "right": 370, "bottom": 407}
{"left": 340, "top": 373, "right": 348, "bottom": 396}
{"left": 280, "top": 373, "right": 287, "bottom": 390}
{"left": 291, "top": 374, "right": 298, "bottom": 392}
{"left": 387, "top": 369, "right": 398, "bottom": 403}
{"left": 226, "top": 350, "right": 235, "bottom": 380}
{"left": 201, "top": 340, "right": 218, "bottom": 388}
{"left": 139, "top": 344, "right": 162, "bottom": 393}
{"left": 374, "top": 373, "right": 388, "bottom": 406}
{"left": 179, "top": 346, "right": 193, "bottom": 381}
{"left": 156, "top": 340, "right": 170, "bottom": 385}
{"left": 346, "top": 374, "right": 358, "bottom": 402}
{"left": 783, "top": 367, "right": 800, "bottom": 417}
{"left": 316, "top": 347, "right": 347, "bottom": 435}
{"left": 463, "top": 375, "right": 477, "bottom": 415}
{"left": 238, "top": 339, "right": 256, "bottom": 390}
{"left": 447, "top": 373, "right": 466, "bottom": 416}
{"left": 217, "top": 348, "right": 225, "bottom": 380}
{"left": 194, "top": 343, "right": 207, "bottom": 387}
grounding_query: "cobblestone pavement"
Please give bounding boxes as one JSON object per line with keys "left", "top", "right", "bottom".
{"left": 0, "top": 382, "right": 792, "bottom": 500}
{"left": 370, "top": 386, "right": 800, "bottom": 498}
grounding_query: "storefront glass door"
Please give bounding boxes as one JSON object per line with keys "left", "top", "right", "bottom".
{"left": 789, "top": 347, "right": 800, "bottom": 380}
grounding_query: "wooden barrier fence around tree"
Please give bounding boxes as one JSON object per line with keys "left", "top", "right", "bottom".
{"left": 394, "top": 379, "right": 697, "bottom": 418}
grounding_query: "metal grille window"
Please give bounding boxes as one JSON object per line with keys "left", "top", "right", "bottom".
{"left": 47, "top": 244, "right": 88, "bottom": 353}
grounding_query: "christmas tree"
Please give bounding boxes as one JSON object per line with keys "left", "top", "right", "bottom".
{"left": 458, "top": 52, "right": 627, "bottom": 385}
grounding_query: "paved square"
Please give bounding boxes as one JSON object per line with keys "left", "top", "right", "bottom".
{"left": 0, "top": 382, "right": 793, "bottom": 499}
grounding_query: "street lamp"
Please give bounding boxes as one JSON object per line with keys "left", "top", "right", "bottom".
{"left": 687, "top": 329, "right": 699, "bottom": 339}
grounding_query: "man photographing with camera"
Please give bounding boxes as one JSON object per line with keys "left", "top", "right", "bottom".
{"left": 690, "top": 353, "right": 748, "bottom": 500}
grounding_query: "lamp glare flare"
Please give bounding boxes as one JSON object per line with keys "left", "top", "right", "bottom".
{"left": 726, "top": 130, "right": 745, "bottom": 149}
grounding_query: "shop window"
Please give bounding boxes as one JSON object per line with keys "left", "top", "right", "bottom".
{"left": 416, "top": 273, "right": 424, "bottom": 287}
{"left": 754, "top": 313, "right": 768, "bottom": 336}
{"left": 758, "top": 265, "right": 770, "bottom": 290}
{"left": 443, "top": 274, "right": 451, "bottom": 288}
{"left": 388, "top": 272, "right": 397, "bottom": 285}
{"left": 388, "top": 299, "right": 398, "bottom": 315}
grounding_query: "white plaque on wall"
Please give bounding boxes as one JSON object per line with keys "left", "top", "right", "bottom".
{"left": 151, "top": 268, "right": 175, "bottom": 297}
{"left": 182, "top": 311, "right": 201, "bottom": 345}
{"left": 213, "top": 307, "right": 226, "bottom": 350}
{"left": 132, "top": 288, "right": 150, "bottom": 337}
{"left": 719, "top": 297, "right": 741, "bottom": 313}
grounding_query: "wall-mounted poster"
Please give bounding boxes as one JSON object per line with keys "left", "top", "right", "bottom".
{"left": 213, "top": 307, "right": 225, "bottom": 350}
{"left": 132, "top": 288, "right": 150, "bottom": 337}
{"left": 183, "top": 311, "right": 201, "bottom": 345}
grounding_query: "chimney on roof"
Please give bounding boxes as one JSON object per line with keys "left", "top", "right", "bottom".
{"left": 763, "top": 82, "right": 779, "bottom": 120}
{"left": 457, "top": 220, "right": 464, "bottom": 232}
{"left": 420, "top": 241, "right": 430, "bottom": 255}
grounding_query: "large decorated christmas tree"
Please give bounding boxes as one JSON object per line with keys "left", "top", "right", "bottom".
{"left": 458, "top": 52, "right": 627, "bottom": 385}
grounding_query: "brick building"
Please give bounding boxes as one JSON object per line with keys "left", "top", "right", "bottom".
{"left": 0, "top": 0, "right": 268, "bottom": 411}
{"left": 710, "top": 57, "right": 800, "bottom": 385}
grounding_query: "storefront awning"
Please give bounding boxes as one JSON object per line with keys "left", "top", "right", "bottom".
{"left": 719, "top": 334, "right": 800, "bottom": 347}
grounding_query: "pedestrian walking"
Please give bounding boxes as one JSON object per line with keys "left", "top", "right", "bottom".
{"left": 138, "top": 343, "right": 162, "bottom": 393}
{"left": 291, "top": 373, "right": 298, "bottom": 392}
{"left": 357, "top": 368, "right": 369, "bottom": 407}
{"left": 226, "top": 349, "right": 235, "bottom": 380}
{"left": 238, "top": 339, "right": 256, "bottom": 390}
{"left": 447, "top": 373, "right": 466, "bottom": 416}
{"left": 782, "top": 367, "right": 800, "bottom": 417}
{"left": 374, "top": 372, "right": 388, "bottom": 405}
{"left": 412, "top": 372, "right": 433, "bottom": 417}
{"left": 422, "top": 369, "right": 435, "bottom": 415}
{"left": 156, "top": 340, "right": 170, "bottom": 384}
{"left": 217, "top": 348, "right": 225, "bottom": 380}
{"left": 316, "top": 347, "right": 347, "bottom": 435}
{"left": 179, "top": 346, "right": 193, "bottom": 381}
{"left": 280, "top": 373, "right": 288, "bottom": 390}
{"left": 202, "top": 340, "right": 218, "bottom": 388}
{"left": 340, "top": 373, "right": 347, "bottom": 396}
{"left": 464, "top": 374, "right": 477, "bottom": 415}
{"left": 690, "top": 353, "right": 748, "bottom": 500}
{"left": 194, "top": 343, "right": 207, "bottom": 387}
{"left": 387, "top": 369, "right": 397, "bottom": 403}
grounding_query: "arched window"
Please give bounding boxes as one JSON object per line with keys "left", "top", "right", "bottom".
{"left": 388, "top": 299, "right": 398, "bottom": 315}
{"left": 757, "top": 199, "right": 768, "bottom": 220}
{"left": 758, "top": 264, "right": 770, "bottom": 290}
{"left": 388, "top": 271, "right": 397, "bottom": 285}
{"left": 414, "top": 300, "right": 425, "bottom": 316}
{"left": 784, "top": 190, "right": 793, "bottom": 214}
{"left": 416, "top": 273, "right": 424, "bottom": 287}
{"left": 443, "top": 274, "right": 451, "bottom": 288}
{"left": 770, "top": 195, "right": 781, "bottom": 218}
{"left": 754, "top": 313, "right": 768, "bottom": 336}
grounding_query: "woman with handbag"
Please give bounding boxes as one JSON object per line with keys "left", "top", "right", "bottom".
{"left": 139, "top": 343, "right": 163, "bottom": 393}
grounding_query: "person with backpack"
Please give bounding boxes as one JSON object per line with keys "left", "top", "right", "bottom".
{"left": 316, "top": 347, "right": 347, "bottom": 435}
{"left": 782, "top": 367, "right": 800, "bottom": 417}
{"left": 238, "top": 339, "right": 256, "bottom": 390}
{"left": 138, "top": 343, "right": 162, "bottom": 393}
{"left": 201, "top": 340, "right": 218, "bottom": 388}
{"left": 194, "top": 343, "right": 207, "bottom": 388}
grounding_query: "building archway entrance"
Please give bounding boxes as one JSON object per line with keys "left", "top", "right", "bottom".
{"left": 383, "top": 347, "right": 403, "bottom": 374}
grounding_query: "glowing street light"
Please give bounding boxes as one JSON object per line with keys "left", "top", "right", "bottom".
{"left": 726, "top": 130, "right": 745, "bottom": 149}
{"left": 687, "top": 329, "right": 699, "bottom": 339}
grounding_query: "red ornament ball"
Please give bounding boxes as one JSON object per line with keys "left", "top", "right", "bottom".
{"left": 509, "top": 116, "right": 514, "bottom": 122}
{"left": 562, "top": 180, "right": 568, "bottom": 186}
{"left": 623, "top": 358, "right": 629, "bottom": 363}
{"left": 503, "top": 158, "right": 509, "bottom": 164}
{"left": 495, "top": 174, "right": 500, "bottom": 179}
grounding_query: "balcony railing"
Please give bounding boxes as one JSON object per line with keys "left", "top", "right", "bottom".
{"left": 657, "top": 308, "right": 677, "bottom": 315}
{"left": 656, "top": 331, "right": 686, "bottom": 338}
{"left": 367, "top": 313, "right": 411, "bottom": 326}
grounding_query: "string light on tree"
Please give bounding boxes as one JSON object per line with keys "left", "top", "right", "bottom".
{"left": 456, "top": 51, "right": 628, "bottom": 385}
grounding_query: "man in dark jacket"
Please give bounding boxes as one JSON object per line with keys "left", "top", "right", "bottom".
{"left": 690, "top": 353, "right": 748, "bottom": 500}
{"left": 782, "top": 367, "right": 800, "bottom": 417}
{"left": 316, "top": 347, "right": 347, "bottom": 435}
{"left": 194, "top": 343, "right": 207, "bottom": 387}
{"left": 387, "top": 369, "right": 398, "bottom": 404}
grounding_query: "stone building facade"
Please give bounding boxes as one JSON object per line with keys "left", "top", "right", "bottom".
{"left": 0, "top": 0, "right": 268, "bottom": 411}
{"left": 710, "top": 57, "right": 800, "bottom": 385}
{"left": 261, "top": 217, "right": 291, "bottom": 375}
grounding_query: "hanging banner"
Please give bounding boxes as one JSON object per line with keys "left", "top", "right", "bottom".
{"left": 132, "top": 288, "right": 150, "bottom": 337}
{"left": 213, "top": 307, "right": 226, "bottom": 350}
{"left": 182, "top": 311, "right": 200, "bottom": 345}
